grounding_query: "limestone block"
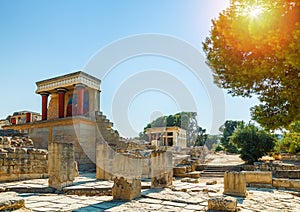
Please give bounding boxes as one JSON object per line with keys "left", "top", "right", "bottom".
{"left": 208, "top": 196, "right": 237, "bottom": 212}
{"left": 173, "top": 166, "right": 186, "bottom": 177}
{"left": 274, "top": 170, "right": 300, "bottom": 179}
{"left": 290, "top": 179, "right": 300, "bottom": 190}
{"left": 186, "top": 171, "right": 201, "bottom": 178}
{"left": 48, "top": 142, "right": 75, "bottom": 191}
{"left": 112, "top": 153, "right": 143, "bottom": 179}
{"left": 96, "top": 143, "right": 114, "bottom": 180}
{"left": 151, "top": 170, "right": 173, "bottom": 188}
{"left": 272, "top": 178, "right": 291, "bottom": 188}
{"left": 112, "top": 177, "right": 141, "bottom": 200}
{"left": 224, "top": 171, "right": 247, "bottom": 197}
{"left": 0, "top": 192, "right": 25, "bottom": 211}
{"left": 206, "top": 180, "right": 217, "bottom": 185}
{"left": 151, "top": 150, "right": 173, "bottom": 188}
{"left": 244, "top": 171, "right": 272, "bottom": 184}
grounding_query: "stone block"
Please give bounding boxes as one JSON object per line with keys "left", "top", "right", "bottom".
{"left": 244, "top": 171, "right": 272, "bottom": 184}
{"left": 208, "top": 196, "right": 237, "bottom": 212}
{"left": 206, "top": 180, "right": 217, "bottom": 185}
{"left": 272, "top": 178, "right": 291, "bottom": 188}
{"left": 186, "top": 171, "right": 201, "bottom": 178}
{"left": 151, "top": 170, "right": 173, "bottom": 188}
{"left": 173, "top": 166, "right": 186, "bottom": 177}
{"left": 48, "top": 142, "right": 75, "bottom": 191}
{"left": 112, "top": 177, "right": 141, "bottom": 200}
{"left": 96, "top": 143, "right": 114, "bottom": 180}
{"left": 274, "top": 170, "right": 300, "bottom": 179}
{"left": 0, "top": 192, "right": 25, "bottom": 211}
{"left": 224, "top": 171, "right": 247, "bottom": 197}
{"left": 151, "top": 150, "right": 173, "bottom": 188}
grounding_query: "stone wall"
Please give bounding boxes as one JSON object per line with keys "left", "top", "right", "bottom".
{"left": 280, "top": 153, "right": 300, "bottom": 161}
{"left": 243, "top": 162, "right": 300, "bottom": 172}
{"left": 243, "top": 171, "right": 272, "bottom": 185}
{"left": 0, "top": 147, "right": 48, "bottom": 182}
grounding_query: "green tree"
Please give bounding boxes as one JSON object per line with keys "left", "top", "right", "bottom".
{"left": 204, "top": 134, "right": 220, "bottom": 150}
{"left": 231, "top": 124, "right": 276, "bottom": 164}
{"left": 279, "top": 121, "right": 300, "bottom": 154}
{"left": 219, "top": 120, "right": 244, "bottom": 153}
{"left": 194, "top": 127, "right": 208, "bottom": 146}
{"left": 203, "top": 0, "right": 300, "bottom": 130}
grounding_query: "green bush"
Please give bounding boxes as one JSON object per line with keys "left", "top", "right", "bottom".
{"left": 230, "top": 124, "right": 276, "bottom": 164}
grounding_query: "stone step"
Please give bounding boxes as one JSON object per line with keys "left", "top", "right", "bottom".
{"left": 185, "top": 171, "right": 201, "bottom": 178}
{"left": 201, "top": 172, "right": 225, "bottom": 177}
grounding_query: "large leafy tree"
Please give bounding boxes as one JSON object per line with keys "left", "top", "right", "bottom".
{"left": 219, "top": 120, "right": 244, "bottom": 153}
{"left": 203, "top": 0, "right": 300, "bottom": 130}
{"left": 231, "top": 124, "right": 276, "bottom": 164}
{"left": 279, "top": 121, "right": 300, "bottom": 153}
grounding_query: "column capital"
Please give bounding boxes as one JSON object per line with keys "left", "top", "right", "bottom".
{"left": 39, "top": 91, "right": 50, "bottom": 96}
{"left": 56, "top": 87, "right": 68, "bottom": 93}
{"left": 75, "top": 83, "right": 86, "bottom": 88}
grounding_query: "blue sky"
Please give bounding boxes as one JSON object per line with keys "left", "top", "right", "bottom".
{"left": 0, "top": 0, "right": 259, "bottom": 137}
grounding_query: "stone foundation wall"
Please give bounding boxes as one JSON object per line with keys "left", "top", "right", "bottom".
{"left": 280, "top": 153, "right": 300, "bottom": 161}
{"left": 243, "top": 162, "right": 300, "bottom": 172}
{"left": 0, "top": 147, "right": 48, "bottom": 182}
{"left": 243, "top": 171, "right": 272, "bottom": 185}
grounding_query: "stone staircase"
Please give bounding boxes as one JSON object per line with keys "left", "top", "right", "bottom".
{"left": 200, "top": 165, "right": 242, "bottom": 178}
{"left": 95, "top": 111, "right": 123, "bottom": 147}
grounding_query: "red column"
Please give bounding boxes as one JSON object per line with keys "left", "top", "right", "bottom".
{"left": 57, "top": 88, "right": 67, "bottom": 118}
{"left": 41, "top": 93, "right": 49, "bottom": 120}
{"left": 11, "top": 117, "right": 16, "bottom": 125}
{"left": 26, "top": 112, "right": 31, "bottom": 123}
{"left": 76, "top": 84, "right": 85, "bottom": 115}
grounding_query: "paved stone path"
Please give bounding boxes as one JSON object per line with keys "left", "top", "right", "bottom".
{"left": 2, "top": 154, "right": 300, "bottom": 211}
{"left": 1, "top": 173, "right": 300, "bottom": 211}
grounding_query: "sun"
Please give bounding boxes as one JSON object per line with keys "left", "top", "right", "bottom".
{"left": 249, "top": 6, "right": 263, "bottom": 18}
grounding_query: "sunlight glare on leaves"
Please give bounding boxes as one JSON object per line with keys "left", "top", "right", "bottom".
{"left": 249, "top": 5, "right": 263, "bottom": 18}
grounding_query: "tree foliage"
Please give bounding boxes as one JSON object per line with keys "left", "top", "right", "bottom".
{"left": 139, "top": 112, "right": 208, "bottom": 146}
{"left": 278, "top": 121, "right": 300, "bottom": 154}
{"left": 231, "top": 124, "right": 276, "bottom": 164}
{"left": 203, "top": 0, "right": 300, "bottom": 130}
{"left": 219, "top": 120, "right": 244, "bottom": 153}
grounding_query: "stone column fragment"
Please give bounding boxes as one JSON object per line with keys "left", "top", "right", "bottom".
{"left": 48, "top": 142, "right": 75, "bottom": 191}
{"left": 224, "top": 171, "right": 247, "bottom": 197}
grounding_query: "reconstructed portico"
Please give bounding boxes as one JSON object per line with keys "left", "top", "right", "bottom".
{"left": 36, "top": 71, "right": 101, "bottom": 120}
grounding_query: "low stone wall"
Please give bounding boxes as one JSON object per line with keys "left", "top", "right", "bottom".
{"left": 243, "top": 171, "right": 272, "bottom": 185}
{"left": 272, "top": 178, "right": 300, "bottom": 191}
{"left": 243, "top": 162, "right": 300, "bottom": 172}
{"left": 280, "top": 153, "right": 300, "bottom": 161}
{"left": 0, "top": 147, "right": 48, "bottom": 182}
{"left": 274, "top": 170, "right": 300, "bottom": 179}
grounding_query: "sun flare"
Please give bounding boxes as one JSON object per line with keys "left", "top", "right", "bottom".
{"left": 249, "top": 6, "right": 263, "bottom": 18}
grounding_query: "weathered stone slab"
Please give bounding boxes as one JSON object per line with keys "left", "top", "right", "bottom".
{"left": 224, "top": 171, "right": 247, "bottom": 197}
{"left": 208, "top": 196, "right": 237, "bottom": 212}
{"left": 274, "top": 170, "right": 300, "bottom": 179}
{"left": 273, "top": 178, "right": 300, "bottom": 191}
{"left": 0, "top": 192, "right": 25, "bottom": 211}
{"left": 173, "top": 166, "right": 186, "bottom": 177}
{"left": 244, "top": 171, "right": 272, "bottom": 184}
{"left": 112, "top": 177, "right": 141, "bottom": 200}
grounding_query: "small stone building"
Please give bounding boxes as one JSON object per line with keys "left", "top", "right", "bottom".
{"left": 8, "top": 111, "right": 41, "bottom": 125}
{"left": 146, "top": 126, "right": 187, "bottom": 148}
